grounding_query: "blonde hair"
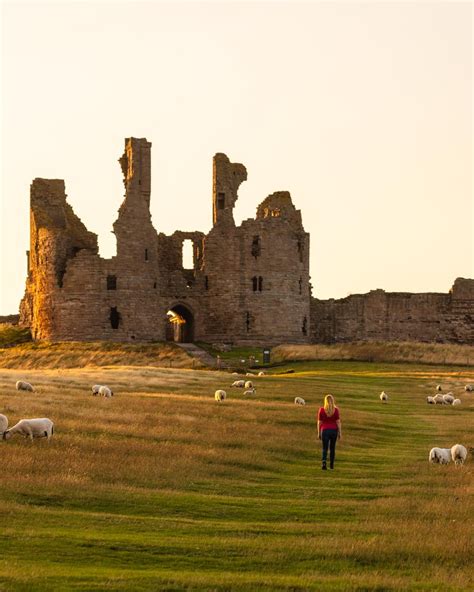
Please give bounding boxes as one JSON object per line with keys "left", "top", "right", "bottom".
{"left": 324, "top": 394, "right": 336, "bottom": 417}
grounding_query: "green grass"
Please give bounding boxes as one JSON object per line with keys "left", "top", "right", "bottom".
{"left": 0, "top": 323, "right": 31, "bottom": 347}
{"left": 0, "top": 361, "right": 472, "bottom": 591}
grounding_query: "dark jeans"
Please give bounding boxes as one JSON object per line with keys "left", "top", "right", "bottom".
{"left": 321, "top": 429, "right": 338, "bottom": 465}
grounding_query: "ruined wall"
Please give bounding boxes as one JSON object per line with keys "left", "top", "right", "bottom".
{"left": 310, "top": 278, "right": 474, "bottom": 345}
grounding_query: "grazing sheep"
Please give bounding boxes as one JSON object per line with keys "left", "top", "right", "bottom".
{"left": 426, "top": 396, "right": 436, "bottom": 404}
{"left": 436, "top": 385, "right": 442, "bottom": 392}
{"left": 245, "top": 372, "right": 254, "bottom": 377}
{"left": 231, "top": 372, "right": 239, "bottom": 376}
{"left": 231, "top": 380, "right": 245, "bottom": 388}
{"left": 0, "top": 414, "right": 8, "bottom": 435}
{"left": 3, "top": 418, "right": 54, "bottom": 441}
{"left": 244, "top": 380, "right": 253, "bottom": 389}
{"left": 91, "top": 384, "right": 102, "bottom": 395}
{"left": 15, "top": 380, "right": 34, "bottom": 392}
{"left": 464, "top": 384, "right": 473, "bottom": 392}
{"left": 451, "top": 444, "right": 468, "bottom": 466}
{"left": 215, "top": 390, "right": 226, "bottom": 402}
{"left": 442, "top": 394, "right": 454, "bottom": 405}
{"left": 98, "top": 386, "right": 113, "bottom": 398}
{"left": 380, "top": 391, "right": 388, "bottom": 403}
{"left": 258, "top": 371, "right": 265, "bottom": 376}
{"left": 429, "top": 447, "right": 451, "bottom": 464}
{"left": 433, "top": 394, "right": 446, "bottom": 405}
{"left": 244, "top": 388, "right": 256, "bottom": 396}
{"left": 452, "top": 398, "right": 462, "bottom": 406}
{"left": 294, "top": 397, "right": 306, "bottom": 406}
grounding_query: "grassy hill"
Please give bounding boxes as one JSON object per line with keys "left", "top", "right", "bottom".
{"left": 0, "top": 360, "right": 472, "bottom": 590}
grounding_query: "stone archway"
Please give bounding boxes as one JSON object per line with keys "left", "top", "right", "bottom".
{"left": 166, "top": 304, "right": 195, "bottom": 343}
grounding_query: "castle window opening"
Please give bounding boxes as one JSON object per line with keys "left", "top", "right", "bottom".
{"left": 251, "top": 235, "right": 261, "bottom": 258}
{"left": 205, "top": 276, "right": 209, "bottom": 290}
{"left": 217, "top": 192, "right": 225, "bottom": 210}
{"left": 252, "top": 276, "right": 258, "bottom": 292}
{"left": 145, "top": 248, "right": 148, "bottom": 261}
{"left": 246, "top": 311, "right": 250, "bottom": 332}
{"left": 302, "top": 316, "right": 307, "bottom": 336}
{"left": 153, "top": 281, "right": 157, "bottom": 289}
{"left": 107, "top": 275, "right": 117, "bottom": 290}
{"left": 258, "top": 276, "right": 263, "bottom": 291}
{"left": 182, "top": 239, "right": 193, "bottom": 269}
{"left": 297, "top": 239, "right": 304, "bottom": 262}
{"left": 299, "top": 277, "right": 302, "bottom": 294}
{"left": 110, "top": 307, "right": 120, "bottom": 329}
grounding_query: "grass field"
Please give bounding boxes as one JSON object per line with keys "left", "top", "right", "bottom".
{"left": 0, "top": 361, "right": 472, "bottom": 591}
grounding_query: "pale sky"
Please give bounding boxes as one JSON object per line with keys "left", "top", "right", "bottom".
{"left": 1, "top": 0, "right": 473, "bottom": 315}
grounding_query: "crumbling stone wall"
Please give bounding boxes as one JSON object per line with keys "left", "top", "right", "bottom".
{"left": 310, "top": 278, "right": 474, "bottom": 344}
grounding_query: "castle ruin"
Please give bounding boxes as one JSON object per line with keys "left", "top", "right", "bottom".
{"left": 20, "top": 137, "right": 473, "bottom": 345}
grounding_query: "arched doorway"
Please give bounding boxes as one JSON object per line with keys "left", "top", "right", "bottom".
{"left": 166, "top": 304, "right": 194, "bottom": 343}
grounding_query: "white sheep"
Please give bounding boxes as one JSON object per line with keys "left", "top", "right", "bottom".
{"left": 91, "top": 384, "right": 103, "bottom": 395}
{"left": 294, "top": 397, "right": 306, "bottom": 405}
{"left": 464, "top": 384, "right": 473, "bottom": 392}
{"left": 15, "top": 380, "right": 34, "bottom": 392}
{"left": 436, "top": 385, "right": 442, "bottom": 392}
{"left": 429, "top": 447, "right": 451, "bottom": 464}
{"left": 245, "top": 372, "right": 254, "bottom": 377}
{"left": 452, "top": 398, "right": 462, "bottom": 406}
{"left": 258, "top": 371, "right": 265, "bottom": 376}
{"left": 98, "top": 386, "right": 113, "bottom": 398}
{"left": 244, "top": 388, "right": 256, "bottom": 396}
{"left": 380, "top": 391, "right": 388, "bottom": 403}
{"left": 426, "top": 396, "right": 436, "bottom": 404}
{"left": 244, "top": 380, "right": 253, "bottom": 389}
{"left": 3, "top": 418, "right": 54, "bottom": 441}
{"left": 215, "top": 390, "right": 226, "bottom": 402}
{"left": 0, "top": 414, "right": 8, "bottom": 435}
{"left": 433, "top": 394, "right": 446, "bottom": 405}
{"left": 231, "top": 380, "right": 245, "bottom": 388}
{"left": 451, "top": 444, "right": 467, "bottom": 466}
{"left": 442, "top": 394, "right": 454, "bottom": 405}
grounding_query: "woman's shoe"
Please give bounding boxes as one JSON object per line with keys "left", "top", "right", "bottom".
{"left": 322, "top": 462, "right": 327, "bottom": 470}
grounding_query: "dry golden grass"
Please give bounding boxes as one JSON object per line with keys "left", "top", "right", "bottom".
{"left": 273, "top": 341, "right": 474, "bottom": 366}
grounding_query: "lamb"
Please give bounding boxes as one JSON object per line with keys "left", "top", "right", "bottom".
{"left": 451, "top": 444, "right": 468, "bottom": 466}
{"left": 245, "top": 372, "right": 254, "bottom": 377}
{"left": 436, "top": 385, "right": 442, "bottom": 392}
{"left": 464, "top": 384, "right": 473, "bottom": 392}
{"left": 3, "top": 418, "right": 54, "bottom": 441}
{"left": 294, "top": 397, "right": 306, "bottom": 405}
{"left": 91, "top": 384, "right": 102, "bottom": 395}
{"left": 426, "top": 396, "right": 436, "bottom": 404}
{"left": 231, "top": 380, "right": 245, "bottom": 388}
{"left": 15, "top": 380, "right": 34, "bottom": 392}
{"left": 215, "top": 390, "right": 226, "bottom": 402}
{"left": 258, "top": 371, "right": 265, "bottom": 376}
{"left": 98, "top": 385, "right": 113, "bottom": 398}
{"left": 244, "top": 380, "right": 253, "bottom": 389}
{"left": 380, "top": 391, "right": 388, "bottom": 402}
{"left": 0, "top": 414, "right": 8, "bottom": 436}
{"left": 429, "top": 447, "right": 451, "bottom": 464}
{"left": 452, "top": 398, "right": 462, "bottom": 406}
{"left": 442, "top": 394, "right": 454, "bottom": 405}
{"left": 433, "top": 394, "right": 446, "bottom": 405}
{"left": 244, "top": 388, "right": 256, "bottom": 396}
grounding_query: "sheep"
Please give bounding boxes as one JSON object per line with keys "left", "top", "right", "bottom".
{"left": 15, "top": 380, "right": 34, "bottom": 392}
{"left": 452, "top": 398, "right": 462, "bottom": 406}
{"left": 426, "top": 396, "right": 436, "bottom": 404}
{"left": 245, "top": 372, "right": 254, "bottom": 377}
{"left": 98, "top": 385, "right": 113, "bottom": 398}
{"left": 380, "top": 391, "right": 388, "bottom": 403}
{"left": 91, "top": 384, "right": 102, "bottom": 395}
{"left": 244, "top": 388, "right": 256, "bottom": 396}
{"left": 244, "top": 380, "right": 253, "bottom": 389}
{"left": 0, "top": 414, "right": 8, "bottom": 436}
{"left": 451, "top": 444, "right": 468, "bottom": 466}
{"left": 429, "top": 447, "right": 451, "bottom": 464}
{"left": 258, "top": 371, "right": 265, "bottom": 376}
{"left": 433, "top": 394, "right": 446, "bottom": 405}
{"left": 464, "top": 384, "right": 473, "bottom": 392}
{"left": 442, "top": 394, "right": 454, "bottom": 405}
{"left": 231, "top": 380, "right": 245, "bottom": 388}
{"left": 215, "top": 390, "right": 226, "bottom": 402}
{"left": 294, "top": 397, "right": 306, "bottom": 406}
{"left": 436, "top": 385, "right": 442, "bottom": 392}
{"left": 3, "top": 418, "right": 54, "bottom": 441}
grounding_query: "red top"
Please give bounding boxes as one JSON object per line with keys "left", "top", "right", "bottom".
{"left": 317, "top": 407, "right": 340, "bottom": 431}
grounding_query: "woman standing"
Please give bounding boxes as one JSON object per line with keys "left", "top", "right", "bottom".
{"left": 317, "top": 394, "right": 342, "bottom": 470}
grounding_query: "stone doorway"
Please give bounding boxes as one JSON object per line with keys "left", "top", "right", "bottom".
{"left": 166, "top": 304, "right": 194, "bottom": 343}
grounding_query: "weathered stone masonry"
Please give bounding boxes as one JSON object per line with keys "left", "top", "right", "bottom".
{"left": 20, "top": 137, "right": 473, "bottom": 345}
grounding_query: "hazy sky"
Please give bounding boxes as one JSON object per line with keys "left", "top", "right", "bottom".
{"left": 1, "top": 0, "right": 472, "bottom": 315}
